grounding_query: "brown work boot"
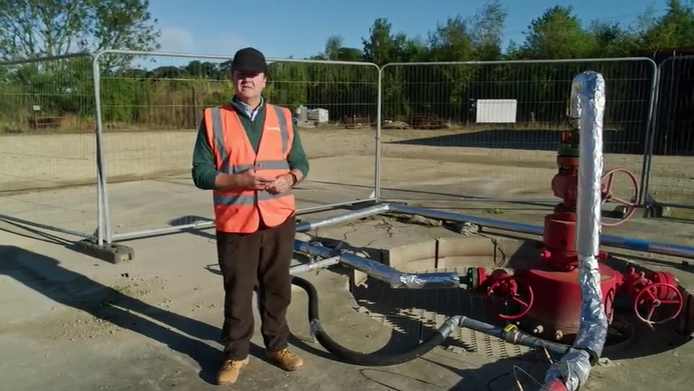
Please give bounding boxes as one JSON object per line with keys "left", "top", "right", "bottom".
{"left": 216, "top": 357, "right": 249, "bottom": 386}
{"left": 266, "top": 348, "right": 303, "bottom": 371}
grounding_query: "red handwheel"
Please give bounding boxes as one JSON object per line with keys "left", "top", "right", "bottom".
{"left": 632, "top": 282, "right": 684, "bottom": 325}
{"left": 485, "top": 275, "right": 534, "bottom": 321}
{"left": 601, "top": 168, "right": 640, "bottom": 227}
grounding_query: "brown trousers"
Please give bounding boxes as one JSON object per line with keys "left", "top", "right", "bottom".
{"left": 216, "top": 215, "right": 296, "bottom": 360}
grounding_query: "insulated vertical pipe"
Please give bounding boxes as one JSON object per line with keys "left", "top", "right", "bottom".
{"left": 543, "top": 72, "right": 609, "bottom": 390}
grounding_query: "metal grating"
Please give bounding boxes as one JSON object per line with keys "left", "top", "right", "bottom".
{"left": 355, "top": 267, "right": 536, "bottom": 360}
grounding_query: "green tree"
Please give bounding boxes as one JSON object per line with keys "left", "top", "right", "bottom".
{"left": 469, "top": 0, "right": 508, "bottom": 60}
{"left": 320, "top": 35, "right": 344, "bottom": 60}
{"left": 636, "top": 0, "right": 694, "bottom": 49}
{"left": 517, "top": 5, "right": 595, "bottom": 59}
{"left": 4, "top": 0, "right": 694, "bottom": 136}
{"left": 0, "top": 0, "right": 160, "bottom": 61}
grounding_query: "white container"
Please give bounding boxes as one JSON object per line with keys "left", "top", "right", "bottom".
{"left": 307, "top": 108, "right": 329, "bottom": 123}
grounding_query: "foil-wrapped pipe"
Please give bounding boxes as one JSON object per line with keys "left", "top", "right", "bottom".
{"left": 294, "top": 240, "right": 460, "bottom": 289}
{"left": 542, "top": 71, "right": 609, "bottom": 391}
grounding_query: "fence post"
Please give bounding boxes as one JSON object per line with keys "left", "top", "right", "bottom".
{"left": 638, "top": 61, "right": 662, "bottom": 212}
{"left": 92, "top": 51, "right": 108, "bottom": 246}
{"left": 68, "top": 50, "right": 137, "bottom": 264}
{"left": 374, "top": 66, "right": 383, "bottom": 201}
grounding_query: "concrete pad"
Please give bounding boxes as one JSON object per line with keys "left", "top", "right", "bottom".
{"left": 2, "top": 207, "right": 694, "bottom": 390}
{"left": 1, "top": 127, "right": 694, "bottom": 390}
{"left": 381, "top": 239, "right": 437, "bottom": 270}
{"left": 0, "top": 228, "right": 494, "bottom": 391}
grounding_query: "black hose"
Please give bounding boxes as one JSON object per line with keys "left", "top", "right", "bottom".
{"left": 291, "top": 276, "right": 581, "bottom": 366}
{"left": 291, "top": 275, "right": 446, "bottom": 366}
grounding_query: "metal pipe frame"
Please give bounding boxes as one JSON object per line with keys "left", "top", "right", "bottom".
{"left": 108, "top": 199, "right": 374, "bottom": 242}
{"left": 293, "top": 202, "right": 694, "bottom": 259}
{"left": 2, "top": 52, "right": 686, "bottom": 391}
{"left": 289, "top": 256, "right": 341, "bottom": 275}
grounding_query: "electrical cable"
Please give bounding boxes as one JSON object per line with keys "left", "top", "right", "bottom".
{"left": 486, "top": 345, "right": 555, "bottom": 391}
{"left": 513, "top": 365, "right": 548, "bottom": 390}
{"left": 486, "top": 361, "right": 538, "bottom": 391}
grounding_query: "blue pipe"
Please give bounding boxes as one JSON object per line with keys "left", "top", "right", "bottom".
{"left": 386, "top": 204, "right": 694, "bottom": 259}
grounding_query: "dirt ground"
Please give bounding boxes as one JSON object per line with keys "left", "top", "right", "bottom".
{"left": 1, "top": 127, "right": 691, "bottom": 205}
{"left": 1, "top": 126, "right": 693, "bottom": 248}
{"left": 1, "top": 128, "right": 694, "bottom": 390}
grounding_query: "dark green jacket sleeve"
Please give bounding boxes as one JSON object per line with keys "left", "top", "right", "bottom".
{"left": 191, "top": 119, "right": 220, "bottom": 190}
{"left": 287, "top": 123, "right": 309, "bottom": 178}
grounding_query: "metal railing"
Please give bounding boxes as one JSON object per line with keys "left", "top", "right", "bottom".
{"left": 91, "top": 50, "right": 381, "bottom": 243}
{"left": 0, "top": 53, "right": 103, "bottom": 241}
{"left": 376, "top": 58, "right": 657, "bottom": 205}
{"left": 639, "top": 55, "right": 694, "bottom": 210}
{"left": 3, "top": 50, "right": 694, "bottom": 247}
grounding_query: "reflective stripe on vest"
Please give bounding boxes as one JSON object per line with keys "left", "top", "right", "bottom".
{"left": 204, "top": 103, "right": 296, "bottom": 233}
{"left": 213, "top": 189, "right": 287, "bottom": 205}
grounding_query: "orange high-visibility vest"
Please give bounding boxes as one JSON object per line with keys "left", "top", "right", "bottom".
{"left": 203, "top": 103, "right": 296, "bottom": 233}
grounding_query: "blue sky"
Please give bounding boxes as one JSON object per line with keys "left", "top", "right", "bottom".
{"left": 149, "top": 0, "right": 665, "bottom": 60}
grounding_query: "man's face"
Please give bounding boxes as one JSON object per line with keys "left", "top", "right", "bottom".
{"left": 232, "top": 70, "right": 266, "bottom": 99}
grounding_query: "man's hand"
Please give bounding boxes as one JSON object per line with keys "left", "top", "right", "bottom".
{"left": 265, "top": 174, "right": 293, "bottom": 194}
{"left": 239, "top": 168, "right": 276, "bottom": 190}
{"left": 216, "top": 168, "right": 274, "bottom": 191}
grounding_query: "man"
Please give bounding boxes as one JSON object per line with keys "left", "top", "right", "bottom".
{"left": 191, "top": 47, "right": 310, "bottom": 386}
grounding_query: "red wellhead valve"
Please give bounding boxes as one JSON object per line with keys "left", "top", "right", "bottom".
{"left": 623, "top": 268, "right": 684, "bottom": 325}
{"left": 483, "top": 270, "right": 535, "bottom": 321}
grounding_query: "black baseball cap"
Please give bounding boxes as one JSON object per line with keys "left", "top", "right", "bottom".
{"left": 231, "top": 47, "right": 267, "bottom": 74}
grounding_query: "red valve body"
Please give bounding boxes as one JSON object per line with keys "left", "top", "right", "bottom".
{"left": 515, "top": 266, "right": 619, "bottom": 341}
{"left": 544, "top": 155, "right": 583, "bottom": 269}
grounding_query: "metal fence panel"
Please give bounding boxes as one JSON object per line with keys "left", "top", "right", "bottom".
{"left": 92, "top": 50, "right": 380, "bottom": 242}
{"left": 642, "top": 55, "right": 694, "bottom": 212}
{"left": 377, "top": 58, "right": 656, "bottom": 207}
{"left": 0, "top": 53, "right": 100, "bottom": 240}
